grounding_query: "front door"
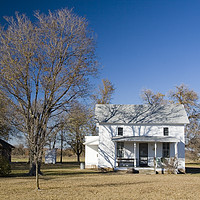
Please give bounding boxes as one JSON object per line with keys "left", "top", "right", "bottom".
{"left": 139, "top": 143, "right": 148, "bottom": 167}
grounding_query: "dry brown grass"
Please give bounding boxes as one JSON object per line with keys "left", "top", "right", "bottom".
{"left": 1, "top": 168, "right": 200, "bottom": 200}
{"left": 11, "top": 155, "right": 84, "bottom": 163}
{"left": 1, "top": 158, "right": 199, "bottom": 200}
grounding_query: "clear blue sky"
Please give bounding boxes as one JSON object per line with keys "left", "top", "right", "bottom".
{"left": 1, "top": 0, "right": 200, "bottom": 104}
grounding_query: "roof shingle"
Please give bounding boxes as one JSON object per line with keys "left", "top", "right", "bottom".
{"left": 95, "top": 104, "right": 189, "bottom": 124}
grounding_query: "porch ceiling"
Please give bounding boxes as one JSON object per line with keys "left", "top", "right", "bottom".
{"left": 112, "top": 136, "right": 179, "bottom": 143}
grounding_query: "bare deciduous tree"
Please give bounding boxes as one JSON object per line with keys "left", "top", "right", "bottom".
{"left": 92, "top": 79, "right": 115, "bottom": 104}
{"left": 141, "top": 85, "right": 200, "bottom": 160}
{"left": 141, "top": 89, "right": 166, "bottom": 106}
{"left": 0, "top": 8, "right": 98, "bottom": 189}
{"left": 170, "top": 84, "right": 199, "bottom": 115}
{"left": 170, "top": 84, "right": 200, "bottom": 156}
{"left": 89, "top": 79, "right": 115, "bottom": 136}
{"left": 64, "top": 102, "right": 92, "bottom": 163}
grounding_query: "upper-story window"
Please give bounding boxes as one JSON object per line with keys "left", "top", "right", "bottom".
{"left": 118, "top": 127, "right": 123, "bottom": 136}
{"left": 163, "top": 127, "right": 169, "bottom": 136}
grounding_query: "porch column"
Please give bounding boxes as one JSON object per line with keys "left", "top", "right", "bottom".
{"left": 134, "top": 142, "right": 136, "bottom": 167}
{"left": 174, "top": 142, "right": 178, "bottom": 157}
{"left": 154, "top": 142, "right": 157, "bottom": 158}
{"left": 154, "top": 142, "right": 157, "bottom": 169}
{"left": 174, "top": 142, "right": 178, "bottom": 174}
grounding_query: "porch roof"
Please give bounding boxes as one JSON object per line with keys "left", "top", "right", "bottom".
{"left": 112, "top": 136, "right": 179, "bottom": 143}
{"left": 84, "top": 136, "right": 99, "bottom": 145}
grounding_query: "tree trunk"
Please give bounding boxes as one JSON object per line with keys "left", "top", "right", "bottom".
{"left": 36, "top": 159, "right": 40, "bottom": 190}
{"left": 28, "top": 154, "right": 43, "bottom": 190}
{"left": 76, "top": 138, "right": 82, "bottom": 164}
{"left": 52, "top": 135, "right": 56, "bottom": 149}
{"left": 28, "top": 147, "right": 34, "bottom": 169}
{"left": 60, "top": 132, "right": 63, "bottom": 163}
{"left": 28, "top": 145, "right": 44, "bottom": 176}
{"left": 77, "top": 152, "right": 80, "bottom": 164}
{"left": 28, "top": 161, "right": 43, "bottom": 176}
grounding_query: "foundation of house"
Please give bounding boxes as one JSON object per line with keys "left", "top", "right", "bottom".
{"left": 115, "top": 167, "right": 177, "bottom": 174}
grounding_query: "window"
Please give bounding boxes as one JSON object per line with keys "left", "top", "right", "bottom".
{"left": 118, "top": 127, "right": 123, "bottom": 136}
{"left": 163, "top": 127, "right": 169, "bottom": 136}
{"left": 163, "top": 143, "right": 170, "bottom": 158}
{"left": 117, "top": 142, "right": 124, "bottom": 158}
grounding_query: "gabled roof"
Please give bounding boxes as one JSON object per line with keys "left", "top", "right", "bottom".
{"left": 0, "top": 139, "right": 15, "bottom": 149}
{"left": 95, "top": 104, "right": 189, "bottom": 125}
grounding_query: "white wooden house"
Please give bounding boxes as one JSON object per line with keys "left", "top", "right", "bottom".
{"left": 85, "top": 104, "right": 189, "bottom": 171}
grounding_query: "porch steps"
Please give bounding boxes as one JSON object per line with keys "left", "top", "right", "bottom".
{"left": 138, "top": 169, "right": 156, "bottom": 174}
{"left": 116, "top": 167, "right": 160, "bottom": 174}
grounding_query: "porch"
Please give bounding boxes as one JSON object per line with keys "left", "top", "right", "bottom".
{"left": 112, "top": 136, "right": 179, "bottom": 169}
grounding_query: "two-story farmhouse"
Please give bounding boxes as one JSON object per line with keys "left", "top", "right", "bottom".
{"left": 85, "top": 104, "right": 189, "bottom": 171}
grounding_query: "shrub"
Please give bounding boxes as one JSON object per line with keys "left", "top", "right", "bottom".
{"left": 0, "top": 156, "right": 11, "bottom": 176}
{"left": 161, "top": 157, "right": 178, "bottom": 174}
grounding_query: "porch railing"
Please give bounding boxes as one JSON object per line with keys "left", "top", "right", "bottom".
{"left": 117, "top": 157, "right": 176, "bottom": 168}
{"left": 117, "top": 158, "right": 136, "bottom": 167}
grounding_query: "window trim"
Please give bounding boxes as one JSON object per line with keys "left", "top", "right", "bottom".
{"left": 117, "top": 127, "right": 123, "bottom": 136}
{"left": 163, "top": 127, "right": 169, "bottom": 136}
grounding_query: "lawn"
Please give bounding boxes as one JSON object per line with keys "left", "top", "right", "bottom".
{"left": 11, "top": 155, "right": 84, "bottom": 163}
{"left": 0, "top": 159, "right": 200, "bottom": 200}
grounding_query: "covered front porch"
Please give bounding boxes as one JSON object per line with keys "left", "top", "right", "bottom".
{"left": 112, "top": 136, "right": 179, "bottom": 169}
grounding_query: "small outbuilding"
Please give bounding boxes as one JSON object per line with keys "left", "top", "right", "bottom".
{"left": 0, "top": 139, "right": 15, "bottom": 162}
{"left": 84, "top": 136, "right": 99, "bottom": 168}
{"left": 45, "top": 149, "right": 57, "bottom": 164}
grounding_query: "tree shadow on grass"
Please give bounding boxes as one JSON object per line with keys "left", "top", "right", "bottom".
{"left": 43, "top": 170, "right": 100, "bottom": 177}
{"left": 82, "top": 181, "right": 152, "bottom": 188}
{"left": 8, "top": 161, "right": 102, "bottom": 179}
{"left": 186, "top": 167, "right": 200, "bottom": 174}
